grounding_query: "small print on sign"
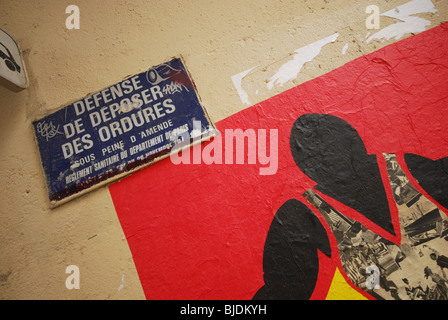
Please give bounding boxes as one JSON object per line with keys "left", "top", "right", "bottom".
{"left": 33, "top": 57, "right": 216, "bottom": 208}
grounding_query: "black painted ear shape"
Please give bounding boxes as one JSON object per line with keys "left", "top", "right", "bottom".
{"left": 290, "top": 113, "right": 395, "bottom": 235}
{"left": 253, "top": 199, "right": 331, "bottom": 300}
{"left": 404, "top": 154, "right": 448, "bottom": 210}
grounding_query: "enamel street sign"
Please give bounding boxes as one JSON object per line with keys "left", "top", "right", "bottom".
{"left": 33, "top": 57, "right": 216, "bottom": 208}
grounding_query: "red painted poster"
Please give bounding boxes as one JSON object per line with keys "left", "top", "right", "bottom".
{"left": 109, "top": 23, "right": 448, "bottom": 300}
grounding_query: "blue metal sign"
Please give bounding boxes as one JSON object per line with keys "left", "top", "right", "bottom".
{"left": 33, "top": 57, "right": 215, "bottom": 207}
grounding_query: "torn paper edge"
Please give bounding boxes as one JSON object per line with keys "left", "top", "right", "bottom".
{"left": 366, "top": 0, "right": 437, "bottom": 43}
{"left": 267, "top": 33, "right": 340, "bottom": 90}
{"left": 231, "top": 66, "right": 258, "bottom": 105}
{"left": 342, "top": 43, "right": 349, "bottom": 55}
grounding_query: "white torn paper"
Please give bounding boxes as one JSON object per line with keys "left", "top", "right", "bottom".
{"left": 342, "top": 43, "right": 349, "bottom": 55}
{"left": 366, "top": 0, "right": 437, "bottom": 43}
{"left": 231, "top": 66, "right": 258, "bottom": 105}
{"left": 267, "top": 33, "right": 339, "bottom": 89}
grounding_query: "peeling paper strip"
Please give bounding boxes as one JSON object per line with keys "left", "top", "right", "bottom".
{"left": 342, "top": 43, "right": 349, "bottom": 55}
{"left": 118, "top": 272, "right": 125, "bottom": 291}
{"left": 366, "top": 0, "right": 437, "bottom": 43}
{"left": 267, "top": 33, "right": 339, "bottom": 90}
{"left": 231, "top": 66, "right": 258, "bottom": 105}
{"left": 231, "top": 33, "right": 340, "bottom": 103}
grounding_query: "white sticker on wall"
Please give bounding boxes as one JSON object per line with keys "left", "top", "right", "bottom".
{"left": 0, "top": 27, "right": 28, "bottom": 89}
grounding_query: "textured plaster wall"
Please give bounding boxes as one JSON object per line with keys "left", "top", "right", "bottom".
{"left": 0, "top": 0, "right": 446, "bottom": 299}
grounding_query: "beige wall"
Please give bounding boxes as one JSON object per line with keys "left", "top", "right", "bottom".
{"left": 0, "top": 0, "right": 446, "bottom": 299}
